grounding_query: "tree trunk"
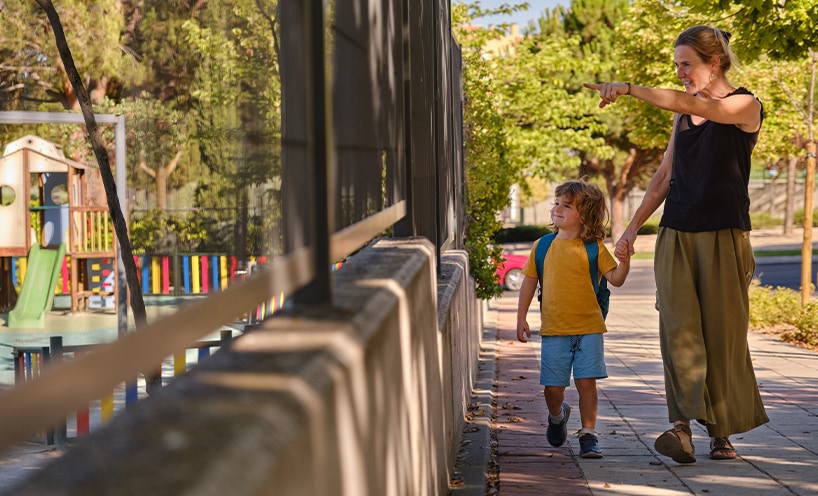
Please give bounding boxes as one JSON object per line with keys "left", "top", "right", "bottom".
{"left": 769, "top": 175, "right": 776, "bottom": 217}
{"left": 233, "top": 188, "right": 250, "bottom": 264}
{"left": 610, "top": 191, "right": 626, "bottom": 242}
{"left": 801, "top": 49, "right": 817, "bottom": 306}
{"left": 35, "top": 0, "right": 155, "bottom": 388}
{"left": 140, "top": 150, "right": 183, "bottom": 211}
{"left": 156, "top": 169, "right": 168, "bottom": 211}
{"left": 785, "top": 156, "right": 797, "bottom": 235}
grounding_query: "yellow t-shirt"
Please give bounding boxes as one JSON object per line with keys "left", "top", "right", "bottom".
{"left": 522, "top": 237, "right": 618, "bottom": 336}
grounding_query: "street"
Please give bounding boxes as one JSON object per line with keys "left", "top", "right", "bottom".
{"left": 609, "top": 259, "right": 813, "bottom": 297}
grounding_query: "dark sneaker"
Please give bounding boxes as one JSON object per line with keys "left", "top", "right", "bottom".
{"left": 546, "top": 402, "right": 571, "bottom": 447}
{"left": 579, "top": 433, "right": 603, "bottom": 458}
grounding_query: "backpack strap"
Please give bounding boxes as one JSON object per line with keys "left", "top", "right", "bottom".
{"left": 534, "top": 233, "right": 556, "bottom": 285}
{"left": 534, "top": 233, "right": 556, "bottom": 307}
{"left": 584, "top": 239, "right": 600, "bottom": 293}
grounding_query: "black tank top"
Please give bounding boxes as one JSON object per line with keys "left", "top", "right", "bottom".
{"left": 660, "top": 87, "right": 762, "bottom": 232}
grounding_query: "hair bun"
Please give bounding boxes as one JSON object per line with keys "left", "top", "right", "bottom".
{"left": 720, "top": 29, "right": 732, "bottom": 43}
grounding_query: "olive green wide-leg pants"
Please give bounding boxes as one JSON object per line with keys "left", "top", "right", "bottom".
{"left": 654, "top": 227, "right": 768, "bottom": 438}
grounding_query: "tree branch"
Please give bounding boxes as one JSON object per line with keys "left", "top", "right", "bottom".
{"left": 774, "top": 69, "right": 810, "bottom": 125}
{"left": 139, "top": 150, "right": 156, "bottom": 178}
{"left": 163, "top": 150, "right": 184, "bottom": 176}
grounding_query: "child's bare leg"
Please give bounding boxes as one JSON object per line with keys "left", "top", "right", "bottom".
{"left": 575, "top": 378, "right": 598, "bottom": 430}
{"left": 543, "top": 386, "right": 567, "bottom": 416}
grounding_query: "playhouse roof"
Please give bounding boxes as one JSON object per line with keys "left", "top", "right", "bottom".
{"left": 2, "top": 135, "right": 92, "bottom": 170}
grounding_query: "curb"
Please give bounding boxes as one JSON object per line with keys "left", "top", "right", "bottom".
{"left": 451, "top": 300, "right": 498, "bottom": 495}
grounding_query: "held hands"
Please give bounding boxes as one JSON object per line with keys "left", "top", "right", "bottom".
{"left": 583, "top": 82, "right": 629, "bottom": 109}
{"left": 615, "top": 231, "right": 636, "bottom": 263}
{"left": 517, "top": 320, "right": 531, "bottom": 343}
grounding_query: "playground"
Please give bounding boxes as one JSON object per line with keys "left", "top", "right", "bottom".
{"left": 0, "top": 133, "right": 283, "bottom": 453}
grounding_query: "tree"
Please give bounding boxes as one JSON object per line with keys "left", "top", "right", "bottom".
{"left": 555, "top": 0, "right": 667, "bottom": 240}
{"left": 453, "top": 2, "right": 526, "bottom": 299}
{"left": 1, "top": 1, "right": 135, "bottom": 111}
{"left": 685, "top": 0, "right": 818, "bottom": 304}
{"left": 128, "top": 97, "right": 189, "bottom": 211}
{"left": 33, "top": 0, "right": 152, "bottom": 386}
{"left": 743, "top": 57, "right": 807, "bottom": 235}
{"left": 184, "top": 0, "right": 283, "bottom": 258}
{"left": 492, "top": 30, "right": 610, "bottom": 182}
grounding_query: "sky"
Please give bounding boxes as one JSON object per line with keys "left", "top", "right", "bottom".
{"left": 473, "top": 1, "right": 567, "bottom": 28}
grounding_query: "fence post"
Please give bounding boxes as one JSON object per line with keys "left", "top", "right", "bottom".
{"left": 12, "top": 349, "right": 21, "bottom": 386}
{"left": 292, "top": 0, "right": 333, "bottom": 306}
{"left": 49, "top": 336, "right": 67, "bottom": 448}
{"left": 173, "top": 252, "right": 181, "bottom": 297}
{"left": 41, "top": 346, "right": 54, "bottom": 446}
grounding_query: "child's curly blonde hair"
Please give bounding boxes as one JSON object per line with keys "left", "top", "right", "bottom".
{"left": 552, "top": 180, "right": 609, "bottom": 242}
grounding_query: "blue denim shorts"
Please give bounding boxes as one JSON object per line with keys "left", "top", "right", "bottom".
{"left": 539, "top": 333, "right": 607, "bottom": 387}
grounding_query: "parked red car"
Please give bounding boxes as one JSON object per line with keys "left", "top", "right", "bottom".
{"left": 496, "top": 252, "right": 528, "bottom": 291}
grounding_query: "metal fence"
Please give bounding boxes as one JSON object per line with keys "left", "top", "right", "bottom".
{"left": 0, "top": 0, "right": 465, "bottom": 450}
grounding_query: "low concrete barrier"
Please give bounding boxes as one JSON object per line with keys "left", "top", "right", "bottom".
{"left": 6, "top": 238, "right": 481, "bottom": 496}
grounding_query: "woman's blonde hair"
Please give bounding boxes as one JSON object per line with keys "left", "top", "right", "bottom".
{"left": 552, "top": 180, "right": 608, "bottom": 242}
{"left": 675, "top": 25, "right": 740, "bottom": 74}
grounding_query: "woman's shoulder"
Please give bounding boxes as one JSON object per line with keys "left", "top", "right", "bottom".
{"left": 728, "top": 87, "right": 759, "bottom": 102}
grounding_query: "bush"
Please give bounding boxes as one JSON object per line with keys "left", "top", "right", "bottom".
{"left": 750, "top": 212, "right": 783, "bottom": 229}
{"left": 793, "top": 208, "right": 818, "bottom": 227}
{"left": 793, "top": 302, "right": 818, "bottom": 347}
{"left": 748, "top": 280, "right": 818, "bottom": 347}
{"left": 493, "top": 225, "right": 551, "bottom": 243}
{"left": 637, "top": 217, "right": 661, "bottom": 235}
{"left": 748, "top": 281, "right": 800, "bottom": 328}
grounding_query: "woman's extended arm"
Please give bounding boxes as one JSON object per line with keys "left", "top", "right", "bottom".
{"left": 583, "top": 82, "right": 761, "bottom": 131}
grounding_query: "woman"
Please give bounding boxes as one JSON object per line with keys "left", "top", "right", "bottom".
{"left": 584, "top": 25, "right": 768, "bottom": 463}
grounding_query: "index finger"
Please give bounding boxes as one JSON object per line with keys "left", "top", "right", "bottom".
{"left": 583, "top": 83, "right": 601, "bottom": 90}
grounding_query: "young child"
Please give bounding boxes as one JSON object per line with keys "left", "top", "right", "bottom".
{"left": 516, "top": 180, "right": 631, "bottom": 458}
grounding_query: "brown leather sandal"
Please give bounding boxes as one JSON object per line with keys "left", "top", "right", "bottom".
{"left": 710, "top": 437, "right": 738, "bottom": 460}
{"left": 654, "top": 424, "right": 696, "bottom": 464}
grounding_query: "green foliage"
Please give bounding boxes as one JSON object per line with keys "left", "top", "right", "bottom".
{"left": 637, "top": 217, "right": 661, "bottom": 235}
{"left": 492, "top": 31, "right": 612, "bottom": 178}
{"left": 750, "top": 212, "right": 783, "bottom": 229}
{"left": 749, "top": 281, "right": 818, "bottom": 347}
{"left": 494, "top": 225, "right": 551, "bottom": 243}
{"left": 617, "top": 1, "right": 710, "bottom": 149}
{"left": 0, "top": 0, "right": 134, "bottom": 111}
{"left": 130, "top": 208, "right": 269, "bottom": 254}
{"left": 794, "top": 208, "right": 818, "bottom": 226}
{"left": 130, "top": 209, "right": 172, "bottom": 253}
{"left": 743, "top": 57, "right": 806, "bottom": 164}
{"left": 793, "top": 302, "right": 818, "bottom": 347}
{"left": 685, "top": 0, "right": 818, "bottom": 61}
{"left": 748, "top": 281, "right": 801, "bottom": 328}
{"left": 130, "top": 209, "right": 207, "bottom": 253}
{"left": 454, "top": 3, "right": 524, "bottom": 299}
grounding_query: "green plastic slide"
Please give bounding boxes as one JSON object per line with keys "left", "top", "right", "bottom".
{"left": 8, "top": 244, "right": 66, "bottom": 328}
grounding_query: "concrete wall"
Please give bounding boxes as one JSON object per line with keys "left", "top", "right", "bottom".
{"left": 6, "top": 238, "right": 482, "bottom": 496}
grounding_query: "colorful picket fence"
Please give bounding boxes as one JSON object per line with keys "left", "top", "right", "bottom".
{"left": 11, "top": 330, "right": 233, "bottom": 446}
{"left": 133, "top": 254, "right": 270, "bottom": 296}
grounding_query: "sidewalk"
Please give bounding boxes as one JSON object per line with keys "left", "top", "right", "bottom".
{"left": 483, "top": 272, "right": 818, "bottom": 495}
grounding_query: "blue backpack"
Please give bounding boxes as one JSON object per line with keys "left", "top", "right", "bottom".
{"left": 534, "top": 233, "right": 610, "bottom": 320}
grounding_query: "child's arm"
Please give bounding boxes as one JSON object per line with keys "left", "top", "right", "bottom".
{"left": 516, "top": 276, "right": 538, "bottom": 342}
{"left": 604, "top": 258, "right": 630, "bottom": 287}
